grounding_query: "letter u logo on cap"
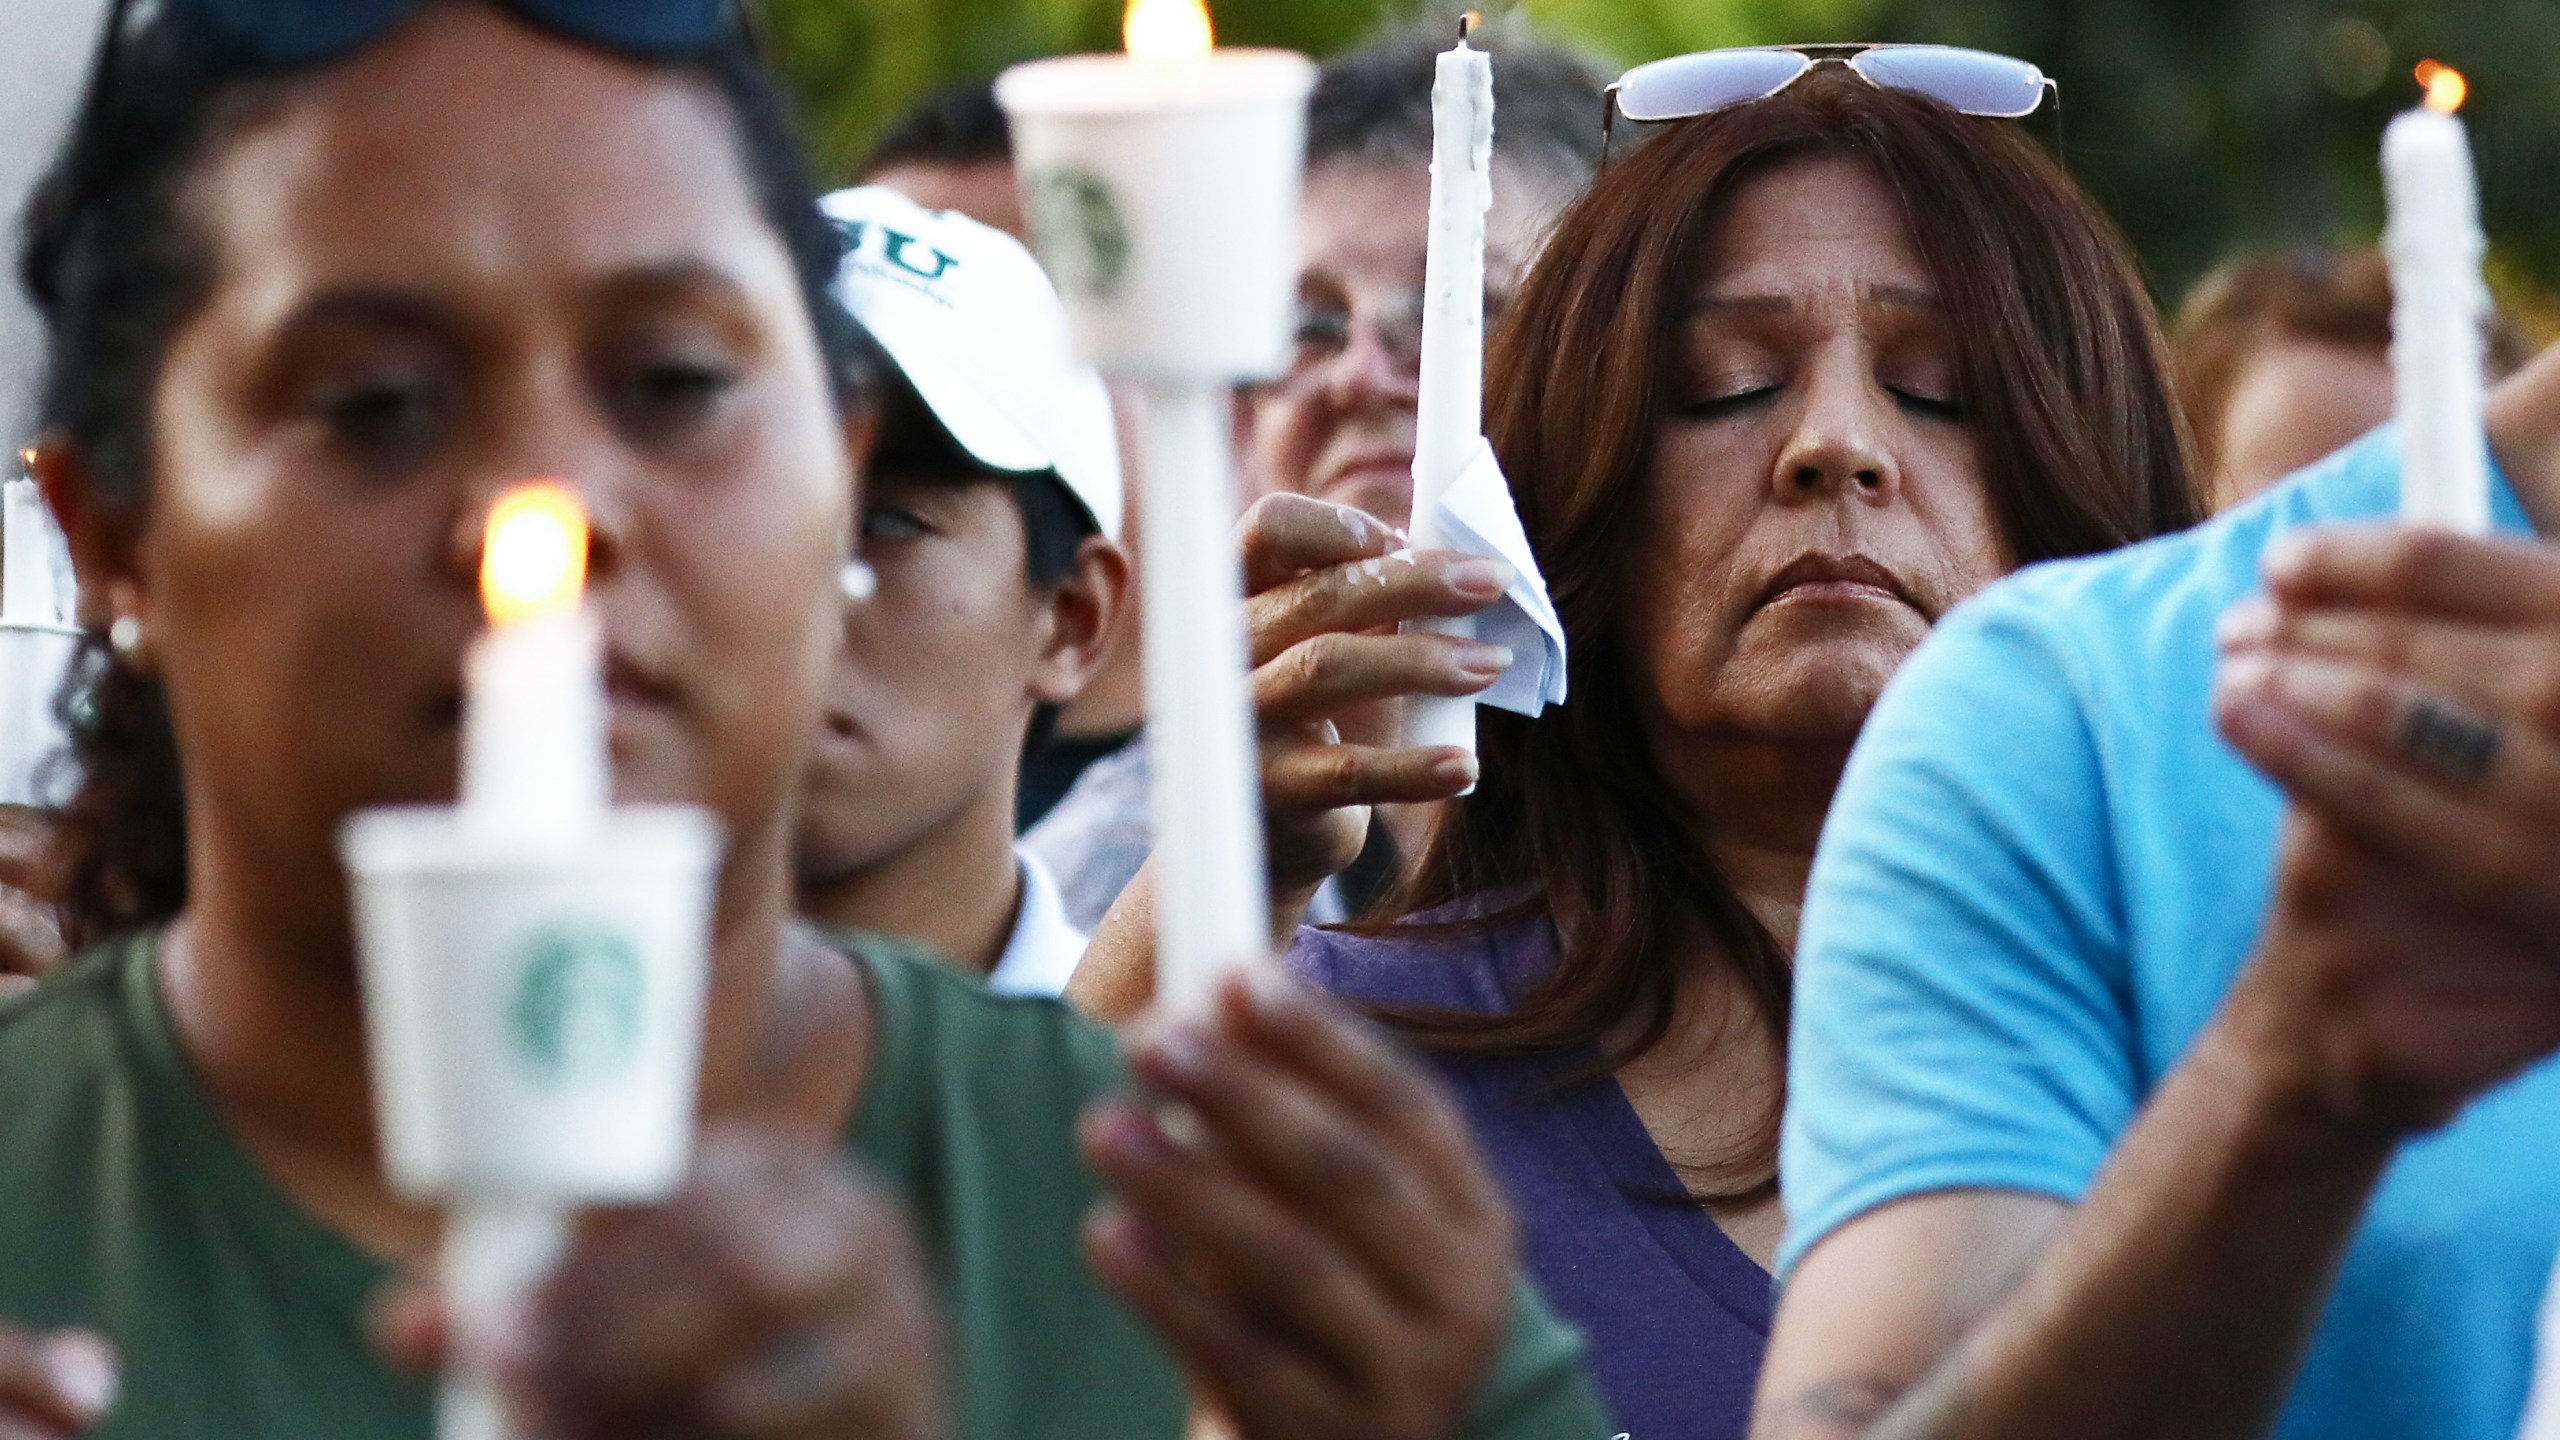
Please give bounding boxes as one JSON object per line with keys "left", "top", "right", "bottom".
{"left": 879, "top": 231, "right": 959, "bottom": 282}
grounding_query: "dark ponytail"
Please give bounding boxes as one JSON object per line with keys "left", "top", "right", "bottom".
{"left": 20, "top": 5, "right": 869, "bottom": 949}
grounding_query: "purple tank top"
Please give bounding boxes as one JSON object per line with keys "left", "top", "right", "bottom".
{"left": 1288, "top": 914, "right": 1771, "bottom": 1440}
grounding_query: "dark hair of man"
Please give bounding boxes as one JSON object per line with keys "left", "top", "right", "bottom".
{"left": 2173, "top": 246, "right": 2530, "bottom": 481}
{"left": 1364, "top": 68, "right": 2206, "bottom": 1197}
{"left": 19, "top": 8, "right": 868, "bottom": 949}
{"left": 1308, "top": 22, "right": 1609, "bottom": 192}
{"left": 867, "top": 370, "right": 1097, "bottom": 753}
{"left": 858, "top": 80, "right": 1011, "bottom": 179}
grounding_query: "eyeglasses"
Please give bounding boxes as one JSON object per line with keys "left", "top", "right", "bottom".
{"left": 1270, "top": 289, "right": 1429, "bottom": 394}
{"left": 1604, "top": 44, "right": 2058, "bottom": 158}
{"left": 146, "top": 0, "right": 744, "bottom": 68}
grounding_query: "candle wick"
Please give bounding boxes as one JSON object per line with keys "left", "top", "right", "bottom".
{"left": 1458, "top": 10, "right": 1477, "bottom": 42}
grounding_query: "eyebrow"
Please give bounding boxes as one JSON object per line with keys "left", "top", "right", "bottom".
{"left": 1679, "top": 283, "right": 1947, "bottom": 322}
{"left": 269, "top": 260, "right": 760, "bottom": 341}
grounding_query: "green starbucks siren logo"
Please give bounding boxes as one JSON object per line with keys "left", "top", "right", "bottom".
{"left": 1021, "top": 167, "right": 1131, "bottom": 302}
{"left": 507, "top": 924, "right": 646, "bottom": 1084}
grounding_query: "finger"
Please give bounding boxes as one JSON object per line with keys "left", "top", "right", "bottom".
{"left": 2262, "top": 526, "right": 2560, "bottom": 623}
{"left": 1082, "top": 1101, "right": 1404, "bottom": 1381}
{"left": 1083, "top": 1206, "right": 1359, "bottom": 1436}
{"left": 1249, "top": 552, "right": 1510, "bottom": 668}
{"left": 539, "top": 1136, "right": 897, "bottom": 1409}
{"left": 1264, "top": 744, "right": 1478, "bottom": 813}
{"left": 2218, "top": 597, "right": 2560, "bottom": 724}
{"left": 369, "top": 1280, "right": 448, "bottom": 1375}
{"left": 2216, "top": 657, "right": 2560, "bottom": 917}
{"left": 704, "top": 1298, "right": 940, "bottom": 1438}
{"left": 0, "top": 1331, "right": 117, "bottom": 1436}
{"left": 1239, "top": 493, "right": 1406, "bottom": 593}
{"left": 1218, "top": 972, "right": 1503, "bottom": 1217}
{"left": 1257, "top": 632, "right": 1506, "bottom": 725}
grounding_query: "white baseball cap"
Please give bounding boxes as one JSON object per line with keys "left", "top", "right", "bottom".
{"left": 823, "top": 185, "right": 1123, "bottom": 541}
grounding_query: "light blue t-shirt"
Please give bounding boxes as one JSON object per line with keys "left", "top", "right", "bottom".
{"left": 1782, "top": 427, "right": 2560, "bottom": 1440}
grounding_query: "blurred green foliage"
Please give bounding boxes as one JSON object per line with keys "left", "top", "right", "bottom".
{"left": 762, "top": 0, "right": 2560, "bottom": 320}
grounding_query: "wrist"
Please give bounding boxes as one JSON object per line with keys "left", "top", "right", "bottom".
{"left": 2194, "top": 977, "right": 2409, "bottom": 1167}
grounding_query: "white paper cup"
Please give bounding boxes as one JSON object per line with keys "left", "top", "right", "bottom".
{"left": 0, "top": 624, "right": 78, "bottom": 810}
{"left": 998, "top": 51, "right": 1315, "bottom": 380}
{"left": 341, "top": 805, "right": 721, "bottom": 1203}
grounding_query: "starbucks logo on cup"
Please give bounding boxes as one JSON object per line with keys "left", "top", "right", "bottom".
{"left": 1021, "top": 167, "right": 1131, "bottom": 302}
{"left": 507, "top": 925, "right": 646, "bottom": 1084}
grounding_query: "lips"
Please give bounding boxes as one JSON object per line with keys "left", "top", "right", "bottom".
{"left": 1752, "top": 554, "right": 1918, "bottom": 613}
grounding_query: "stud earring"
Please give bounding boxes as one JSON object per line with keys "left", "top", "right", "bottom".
{"left": 108, "top": 615, "right": 143, "bottom": 662}
{"left": 840, "top": 561, "right": 878, "bottom": 603}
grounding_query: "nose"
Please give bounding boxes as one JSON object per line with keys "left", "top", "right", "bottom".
{"left": 1769, "top": 355, "right": 1901, "bottom": 505}
{"left": 443, "top": 387, "right": 634, "bottom": 596}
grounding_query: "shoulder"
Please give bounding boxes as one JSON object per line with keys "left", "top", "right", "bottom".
{"left": 832, "top": 929, "right": 1124, "bottom": 1178}
{"left": 1285, "top": 907, "right": 1550, "bottom": 1016}
{"left": 0, "top": 940, "right": 142, "bottom": 1087}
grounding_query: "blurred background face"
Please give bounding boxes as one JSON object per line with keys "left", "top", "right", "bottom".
{"left": 794, "top": 472, "right": 1050, "bottom": 880}
{"left": 1624, "top": 154, "right": 2008, "bottom": 762}
{"left": 2212, "top": 339, "right": 2394, "bottom": 505}
{"left": 133, "top": 4, "right": 850, "bottom": 884}
{"left": 1238, "top": 157, "right": 1569, "bottom": 532}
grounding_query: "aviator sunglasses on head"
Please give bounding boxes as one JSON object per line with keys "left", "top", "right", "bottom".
{"left": 120, "top": 0, "right": 744, "bottom": 67}
{"left": 1604, "top": 43, "right": 2059, "bottom": 159}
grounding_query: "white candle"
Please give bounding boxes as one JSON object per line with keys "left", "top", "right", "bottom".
{"left": 1404, "top": 19, "right": 1495, "bottom": 776}
{"left": 446, "top": 479, "right": 601, "bottom": 1440}
{"left": 1000, "top": 2, "right": 1311, "bottom": 1012}
{"left": 461, "top": 481, "right": 608, "bottom": 847}
{"left": 2385, "top": 62, "right": 2491, "bottom": 536}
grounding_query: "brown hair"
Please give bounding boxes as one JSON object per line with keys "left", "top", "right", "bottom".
{"left": 2173, "top": 247, "right": 2529, "bottom": 486}
{"left": 1368, "top": 69, "right": 2203, "bottom": 1183}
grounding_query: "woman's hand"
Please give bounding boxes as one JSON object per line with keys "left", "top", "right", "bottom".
{"left": 384, "top": 1129, "right": 943, "bottom": 1440}
{"left": 1081, "top": 970, "right": 1514, "bottom": 1440}
{"left": 1238, "top": 494, "right": 1510, "bottom": 928}
{"left": 0, "top": 1327, "right": 116, "bottom": 1439}
{"left": 2214, "top": 525, "right": 2560, "bottom": 1133}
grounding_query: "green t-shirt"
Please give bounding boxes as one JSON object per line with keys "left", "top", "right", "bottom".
{"left": 0, "top": 933, "right": 1610, "bottom": 1439}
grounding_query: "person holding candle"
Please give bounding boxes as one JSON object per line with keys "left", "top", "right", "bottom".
{"left": 790, "top": 184, "right": 1127, "bottom": 995}
{"left": 1753, "top": 94, "right": 2560, "bottom": 1440}
{"left": 1073, "top": 50, "right": 2204, "bottom": 1436}
{"left": 0, "top": 3, "right": 1613, "bottom": 1438}
{"left": 1025, "top": 24, "right": 1608, "bottom": 936}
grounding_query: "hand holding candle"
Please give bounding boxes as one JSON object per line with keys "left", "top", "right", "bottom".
{"left": 999, "top": 3, "right": 1312, "bottom": 1014}
{"left": 343, "top": 482, "right": 720, "bottom": 1440}
{"left": 2386, "top": 61, "right": 2492, "bottom": 536}
{"left": 1403, "top": 15, "right": 1496, "bottom": 780}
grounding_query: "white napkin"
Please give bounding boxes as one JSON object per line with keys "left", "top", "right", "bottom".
{"left": 1418, "top": 436, "right": 1568, "bottom": 716}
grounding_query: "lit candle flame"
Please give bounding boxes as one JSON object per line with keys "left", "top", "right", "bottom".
{"left": 480, "top": 482, "right": 588, "bottom": 628}
{"left": 1124, "top": 0, "right": 1212, "bottom": 66}
{"left": 1460, "top": 10, "right": 1480, "bottom": 41}
{"left": 2417, "top": 61, "right": 2468, "bottom": 115}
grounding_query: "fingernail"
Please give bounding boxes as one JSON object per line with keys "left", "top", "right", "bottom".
{"left": 2214, "top": 652, "right": 2275, "bottom": 702}
{"left": 2263, "top": 533, "right": 2312, "bottom": 582}
{"left": 1148, "top": 1028, "right": 1214, "bottom": 1085}
{"left": 1458, "top": 644, "right": 1515, "bottom": 679}
{"left": 1446, "top": 558, "right": 1514, "bottom": 598}
{"left": 45, "top": 1331, "right": 117, "bottom": 1422}
{"left": 1434, "top": 752, "right": 1481, "bottom": 790}
{"left": 2215, "top": 598, "right": 2274, "bottom": 648}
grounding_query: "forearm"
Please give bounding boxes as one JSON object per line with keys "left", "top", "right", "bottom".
{"left": 1065, "top": 865, "right": 1159, "bottom": 1023}
{"left": 1840, "top": 1019, "right": 2391, "bottom": 1440}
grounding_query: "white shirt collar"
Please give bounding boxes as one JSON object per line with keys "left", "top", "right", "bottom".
{"left": 985, "top": 847, "right": 1091, "bottom": 998}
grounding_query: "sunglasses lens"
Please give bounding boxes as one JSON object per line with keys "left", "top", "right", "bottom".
{"left": 1851, "top": 47, "right": 2048, "bottom": 118}
{"left": 165, "top": 0, "right": 417, "bottom": 66}
{"left": 513, "top": 0, "right": 734, "bottom": 54}
{"left": 1614, "top": 49, "right": 1810, "bottom": 123}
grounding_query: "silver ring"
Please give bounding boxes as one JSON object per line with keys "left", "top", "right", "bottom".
{"left": 2396, "top": 696, "right": 2502, "bottom": 784}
